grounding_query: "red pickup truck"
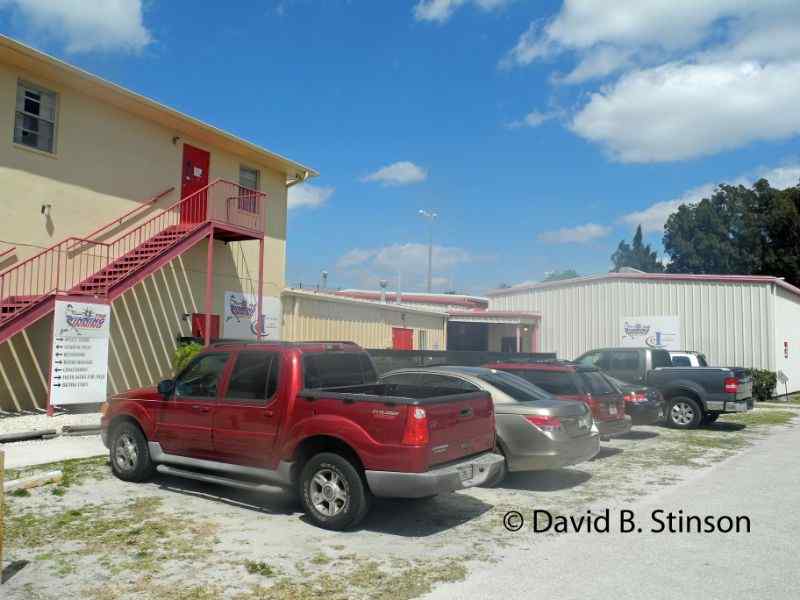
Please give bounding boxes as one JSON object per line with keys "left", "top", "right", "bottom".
{"left": 100, "top": 341, "right": 502, "bottom": 530}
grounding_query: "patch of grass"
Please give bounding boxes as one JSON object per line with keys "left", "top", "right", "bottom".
{"left": 11, "top": 488, "right": 31, "bottom": 497}
{"left": 4, "top": 456, "right": 108, "bottom": 490}
{"left": 309, "top": 552, "right": 332, "bottom": 565}
{"left": 682, "top": 433, "right": 748, "bottom": 451}
{"left": 51, "top": 486, "right": 66, "bottom": 496}
{"left": 721, "top": 410, "right": 796, "bottom": 427}
{"left": 245, "top": 560, "right": 279, "bottom": 577}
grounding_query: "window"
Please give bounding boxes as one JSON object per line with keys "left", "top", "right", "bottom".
{"left": 651, "top": 350, "right": 673, "bottom": 369}
{"left": 175, "top": 353, "right": 229, "bottom": 398}
{"left": 579, "top": 371, "right": 615, "bottom": 396}
{"left": 238, "top": 166, "right": 259, "bottom": 212}
{"left": 697, "top": 354, "right": 708, "bottom": 367}
{"left": 609, "top": 351, "right": 640, "bottom": 371}
{"left": 670, "top": 355, "right": 691, "bottom": 367}
{"left": 14, "top": 80, "right": 57, "bottom": 153}
{"left": 418, "top": 374, "right": 479, "bottom": 395}
{"left": 478, "top": 371, "right": 552, "bottom": 403}
{"left": 507, "top": 369, "right": 580, "bottom": 396}
{"left": 225, "top": 351, "right": 280, "bottom": 402}
{"left": 576, "top": 352, "right": 601, "bottom": 367}
{"left": 303, "top": 352, "right": 378, "bottom": 388}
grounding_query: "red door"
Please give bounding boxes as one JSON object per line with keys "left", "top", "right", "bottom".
{"left": 392, "top": 327, "right": 414, "bottom": 350}
{"left": 180, "top": 144, "right": 210, "bottom": 223}
{"left": 191, "top": 313, "right": 220, "bottom": 341}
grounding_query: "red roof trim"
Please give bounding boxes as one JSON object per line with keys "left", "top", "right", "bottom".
{"left": 335, "top": 290, "right": 488, "bottom": 308}
{"left": 488, "top": 272, "right": 800, "bottom": 299}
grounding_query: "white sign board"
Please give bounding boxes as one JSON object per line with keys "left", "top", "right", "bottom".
{"left": 620, "top": 316, "right": 681, "bottom": 351}
{"left": 223, "top": 291, "right": 281, "bottom": 340}
{"left": 49, "top": 299, "right": 111, "bottom": 406}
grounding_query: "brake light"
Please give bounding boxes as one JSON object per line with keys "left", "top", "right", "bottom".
{"left": 401, "top": 406, "right": 429, "bottom": 445}
{"left": 525, "top": 415, "right": 562, "bottom": 432}
{"left": 624, "top": 392, "right": 648, "bottom": 404}
{"left": 724, "top": 377, "right": 738, "bottom": 395}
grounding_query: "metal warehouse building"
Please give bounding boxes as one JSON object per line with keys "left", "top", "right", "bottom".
{"left": 487, "top": 272, "right": 800, "bottom": 393}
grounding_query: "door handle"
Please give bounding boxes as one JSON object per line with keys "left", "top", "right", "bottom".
{"left": 264, "top": 409, "right": 274, "bottom": 417}
{"left": 191, "top": 404, "right": 210, "bottom": 413}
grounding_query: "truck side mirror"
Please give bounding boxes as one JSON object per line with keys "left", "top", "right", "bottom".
{"left": 158, "top": 379, "right": 175, "bottom": 398}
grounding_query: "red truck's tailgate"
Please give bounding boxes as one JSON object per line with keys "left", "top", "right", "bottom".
{"left": 424, "top": 392, "right": 495, "bottom": 468}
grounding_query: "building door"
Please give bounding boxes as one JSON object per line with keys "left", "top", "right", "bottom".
{"left": 392, "top": 327, "right": 414, "bottom": 350}
{"left": 180, "top": 144, "right": 210, "bottom": 223}
{"left": 191, "top": 313, "right": 219, "bottom": 341}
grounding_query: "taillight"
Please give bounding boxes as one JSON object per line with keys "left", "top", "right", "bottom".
{"left": 724, "top": 377, "right": 738, "bottom": 395}
{"left": 525, "top": 415, "right": 562, "bottom": 432}
{"left": 401, "top": 406, "right": 429, "bottom": 445}
{"left": 624, "top": 392, "right": 648, "bottom": 404}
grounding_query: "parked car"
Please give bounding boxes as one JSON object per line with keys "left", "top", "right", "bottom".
{"left": 487, "top": 362, "right": 632, "bottom": 439}
{"left": 575, "top": 347, "right": 754, "bottom": 429}
{"left": 380, "top": 366, "right": 599, "bottom": 486}
{"left": 669, "top": 351, "right": 752, "bottom": 391}
{"left": 100, "top": 341, "right": 503, "bottom": 531}
{"left": 603, "top": 374, "right": 664, "bottom": 425}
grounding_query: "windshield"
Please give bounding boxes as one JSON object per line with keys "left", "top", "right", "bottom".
{"left": 477, "top": 370, "right": 553, "bottom": 403}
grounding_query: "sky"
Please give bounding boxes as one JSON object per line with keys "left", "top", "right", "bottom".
{"left": 2, "top": 0, "right": 800, "bottom": 294}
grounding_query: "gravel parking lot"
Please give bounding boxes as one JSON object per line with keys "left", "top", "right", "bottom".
{"left": 2, "top": 407, "right": 798, "bottom": 600}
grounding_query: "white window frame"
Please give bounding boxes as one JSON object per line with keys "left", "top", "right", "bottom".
{"left": 14, "top": 79, "right": 58, "bottom": 154}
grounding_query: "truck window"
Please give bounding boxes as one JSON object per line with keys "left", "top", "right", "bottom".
{"left": 303, "top": 352, "right": 378, "bottom": 388}
{"left": 175, "top": 353, "right": 229, "bottom": 399}
{"left": 225, "top": 351, "right": 280, "bottom": 402}
{"left": 670, "top": 355, "right": 691, "bottom": 367}
{"left": 651, "top": 350, "right": 673, "bottom": 368}
{"left": 507, "top": 370, "right": 580, "bottom": 395}
{"left": 697, "top": 354, "right": 708, "bottom": 367}
{"left": 579, "top": 371, "right": 615, "bottom": 395}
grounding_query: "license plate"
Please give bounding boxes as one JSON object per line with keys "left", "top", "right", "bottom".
{"left": 609, "top": 405, "right": 618, "bottom": 415}
{"left": 457, "top": 464, "right": 474, "bottom": 482}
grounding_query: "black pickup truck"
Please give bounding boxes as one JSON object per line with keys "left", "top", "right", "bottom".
{"left": 575, "top": 347, "right": 754, "bottom": 429}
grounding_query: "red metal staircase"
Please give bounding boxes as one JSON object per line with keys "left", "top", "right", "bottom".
{"left": 0, "top": 179, "right": 266, "bottom": 345}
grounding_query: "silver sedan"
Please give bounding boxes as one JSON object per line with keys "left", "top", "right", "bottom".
{"left": 380, "top": 366, "right": 600, "bottom": 486}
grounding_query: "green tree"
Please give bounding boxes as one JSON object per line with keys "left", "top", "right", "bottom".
{"left": 611, "top": 225, "right": 664, "bottom": 272}
{"left": 663, "top": 179, "right": 800, "bottom": 286}
{"left": 543, "top": 269, "right": 580, "bottom": 282}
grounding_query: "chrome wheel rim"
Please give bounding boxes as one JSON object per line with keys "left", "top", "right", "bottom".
{"left": 671, "top": 402, "right": 695, "bottom": 426}
{"left": 114, "top": 433, "right": 138, "bottom": 472}
{"left": 309, "top": 468, "right": 348, "bottom": 517}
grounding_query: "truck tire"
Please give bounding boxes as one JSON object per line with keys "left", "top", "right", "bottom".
{"left": 300, "top": 452, "right": 371, "bottom": 531}
{"left": 109, "top": 421, "right": 154, "bottom": 482}
{"left": 701, "top": 413, "right": 720, "bottom": 426}
{"left": 666, "top": 396, "right": 702, "bottom": 429}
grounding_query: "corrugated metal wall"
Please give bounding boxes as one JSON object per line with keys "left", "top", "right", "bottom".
{"left": 489, "top": 278, "right": 775, "bottom": 369}
{"left": 282, "top": 292, "right": 447, "bottom": 350}
{"left": 773, "top": 287, "right": 800, "bottom": 391}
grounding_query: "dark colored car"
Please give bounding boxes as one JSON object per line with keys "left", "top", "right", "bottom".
{"left": 101, "top": 341, "right": 502, "bottom": 530}
{"left": 381, "top": 366, "right": 599, "bottom": 486}
{"left": 487, "top": 362, "right": 632, "bottom": 439}
{"left": 603, "top": 374, "right": 664, "bottom": 425}
{"left": 575, "top": 347, "right": 754, "bottom": 429}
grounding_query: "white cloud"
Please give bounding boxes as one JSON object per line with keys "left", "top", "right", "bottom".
{"left": 288, "top": 183, "right": 334, "bottom": 210}
{"left": 570, "top": 60, "right": 800, "bottom": 163}
{"left": 556, "top": 46, "right": 633, "bottom": 84}
{"left": 620, "top": 162, "right": 800, "bottom": 233}
{"left": 361, "top": 161, "right": 428, "bottom": 186}
{"left": 507, "top": 110, "right": 557, "bottom": 129}
{"left": 1, "top": 0, "right": 152, "bottom": 54}
{"left": 336, "top": 243, "right": 471, "bottom": 290}
{"left": 537, "top": 223, "right": 611, "bottom": 244}
{"left": 414, "top": 0, "right": 510, "bottom": 23}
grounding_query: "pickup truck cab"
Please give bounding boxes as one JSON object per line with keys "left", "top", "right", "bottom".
{"left": 575, "top": 347, "right": 753, "bottom": 429}
{"left": 100, "top": 341, "right": 502, "bottom": 530}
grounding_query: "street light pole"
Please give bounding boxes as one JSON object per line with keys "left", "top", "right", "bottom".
{"left": 419, "top": 209, "right": 438, "bottom": 293}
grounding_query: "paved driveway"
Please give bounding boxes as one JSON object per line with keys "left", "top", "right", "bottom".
{"left": 423, "top": 418, "right": 800, "bottom": 600}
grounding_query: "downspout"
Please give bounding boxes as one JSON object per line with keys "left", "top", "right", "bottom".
{"left": 286, "top": 170, "right": 310, "bottom": 189}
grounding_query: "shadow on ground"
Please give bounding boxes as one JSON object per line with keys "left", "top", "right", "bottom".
{"left": 704, "top": 421, "right": 746, "bottom": 432}
{"left": 592, "top": 446, "right": 624, "bottom": 460}
{"left": 1, "top": 560, "right": 29, "bottom": 584}
{"left": 499, "top": 468, "right": 591, "bottom": 492}
{"left": 616, "top": 430, "right": 659, "bottom": 440}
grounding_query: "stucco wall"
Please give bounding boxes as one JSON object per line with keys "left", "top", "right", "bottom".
{"left": 281, "top": 292, "right": 448, "bottom": 351}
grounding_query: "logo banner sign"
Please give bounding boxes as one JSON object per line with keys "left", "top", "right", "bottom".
{"left": 620, "top": 316, "right": 681, "bottom": 350}
{"left": 223, "top": 291, "right": 281, "bottom": 340}
{"left": 49, "top": 299, "right": 112, "bottom": 406}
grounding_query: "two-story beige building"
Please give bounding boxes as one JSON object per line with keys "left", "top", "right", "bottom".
{"left": 0, "top": 35, "right": 317, "bottom": 411}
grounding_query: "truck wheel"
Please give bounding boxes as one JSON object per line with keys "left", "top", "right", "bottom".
{"left": 300, "top": 452, "right": 371, "bottom": 531}
{"left": 701, "top": 413, "right": 720, "bottom": 426}
{"left": 667, "top": 397, "right": 702, "bottom": 429}
{"left": 109, "top": 421, "right": 154, "bottom": 482}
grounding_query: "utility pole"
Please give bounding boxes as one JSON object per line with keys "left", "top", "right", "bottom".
{"left": 418, "top": 209, "right": 438, "bottom": 293}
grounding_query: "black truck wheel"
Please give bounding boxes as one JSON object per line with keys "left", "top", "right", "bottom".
{"left": 109, "top": 421, "right": 155, "bottom": 482}
{"left": 701, "top": 413, "right": 720, "bottom": 426}
{"left": 300, "top": 452, "right": 371, "bottom": 531}
{"left": 666, "top": 396, "right": 703, "bottom": 429}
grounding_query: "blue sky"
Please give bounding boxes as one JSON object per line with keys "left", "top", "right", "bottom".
{"left": 3, "top": 1, "right": 800, "bottom": 294}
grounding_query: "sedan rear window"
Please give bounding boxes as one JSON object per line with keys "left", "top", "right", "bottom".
{"left": 478, "top": 371, "right": 552, "bottom": 403}
{"left": 579, "top": 371, "right": 615, "bottom": 396}
{"left": 303, "top": 352, "right": 377, "bottom": 388}
{"left": 506, "top": 369, "right": 580, "bottom": 395}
